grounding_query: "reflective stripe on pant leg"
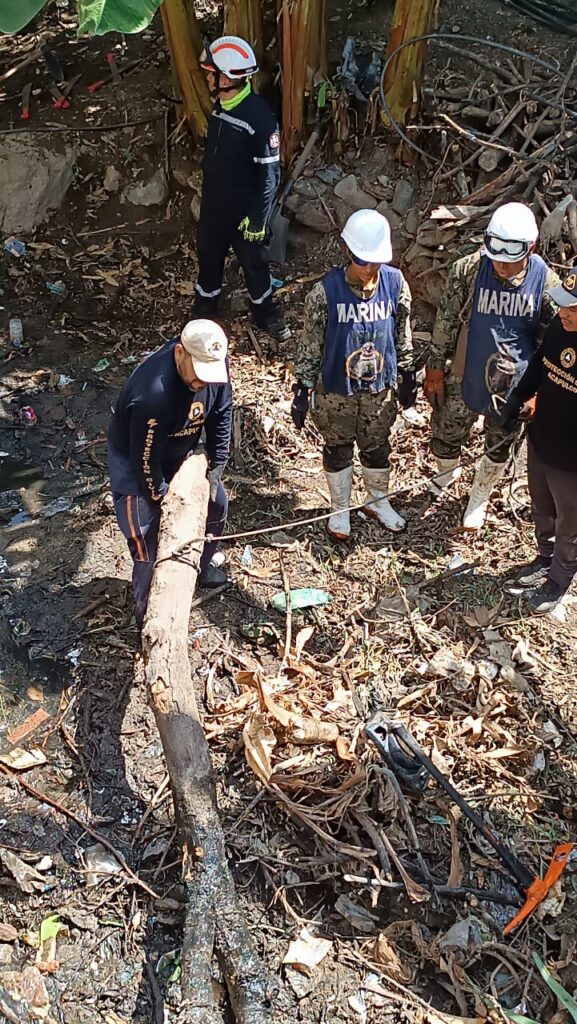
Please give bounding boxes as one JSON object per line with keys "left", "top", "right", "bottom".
{"left": 430, "top": 374, "right": 476, "bottom": 460}
{"left": 200, "top": 481, "right": 228, "bottom": 573}
{"left": 231, "top": 230, "right": 275, "bottom": 317}
{"left": 113, "top": 494, "right": 161, "bottom": 627}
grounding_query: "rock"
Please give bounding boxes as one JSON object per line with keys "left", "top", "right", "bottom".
{"left": 332, "top": 196, "right": 355, "bottom": 229}
{"left": 378, "top": 174, "right": 390, "bottom": 188}
{"left": 0, "top": 134, "right": 76, "bottom": 234}
{"left": 416, "top": 220, "right": 458, "bottom": 248}
{"left": 334, "top": 174, "right": 377, "bottom": 211}
{"left": 316, "top": 164, "right": 343, "bottom": 186}
{"left": 103, "top": 165, "right": 121, "bottom": 193}
{"left": 123, "top": 167, "right": 168, "bottom": 207}
{"left": 376, "top": 202, "right": 401, "bottom": 230}
{"left": 0, "top": 943, "right": 14, "bottom": 964}
{"left": 293, "top": 178, "right": 327, "bottom": 198}
{"left": 405, "top": 209, "right": 420, "bottom": 235}
{"left": 391, "top": 179, "right": 416, "bottom": 215}
{"left": 295, "top": 203, "right": 333, "bottom": 234}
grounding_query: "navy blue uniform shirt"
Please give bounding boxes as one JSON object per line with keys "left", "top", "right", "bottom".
{"left": 203, "top": 88, "right": 280, "bottom": 226}
{"left": 107, "top": 340, "right": 232, "bottom": 501}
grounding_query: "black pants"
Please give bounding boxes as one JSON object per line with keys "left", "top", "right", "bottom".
{"left": 195, "top": 194, "right": 276, "bottom": 324}
{"left": 528, "top": 440, "right": 577, "bottom": 590}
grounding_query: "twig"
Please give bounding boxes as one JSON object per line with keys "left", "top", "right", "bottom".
{"left": 0, "top": 113, "right": 165, "bottom": 135}
{"left": 247, "top": 326, "right": 265, "bottom": 364}
{"left": 353, "top": 810, "right": 391, "bottom": 876}
{"left": 0, "top": 765, "right": 159, "bottom": 899}
{"left": 279, "top": 552, "right": 292, "bottom": 665}
{"left": 144, "top": 961, "right": 165, "bottom": 1024}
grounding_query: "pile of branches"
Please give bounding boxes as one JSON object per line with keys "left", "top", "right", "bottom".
{"left": 402, "top": 43, "right": 577, "bottom": 294}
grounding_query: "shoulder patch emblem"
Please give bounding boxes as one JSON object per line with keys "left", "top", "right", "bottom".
{"left": 560, "top": 347, "right": 576, "bottom": 369}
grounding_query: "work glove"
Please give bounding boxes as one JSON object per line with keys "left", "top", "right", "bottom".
{"left": 423, "top": 367, "right": 445, "bottom": 409}
{"left": 291, "top": 382, "right": 310, "bottom": 430}
{"left": 207, "top": 464, "right": 224, "bottom": 501}
{"left": 238, "top": 216, "right": 266, "bottom": 243}
{"left": 398, "top": 368, "right": 418, "bottom": 409}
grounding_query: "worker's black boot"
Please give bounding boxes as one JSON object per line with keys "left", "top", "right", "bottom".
{"left": 527, "top": 579, "right": 567, "bottom": 615}
{"left": 253, "top": 313, "right": 291, "bottom": 343}
{"left": 515, "top": 555, "right": 552, "bottom": 587}
{"left": 198, "top": 564, "right": 227, "bottom": 588}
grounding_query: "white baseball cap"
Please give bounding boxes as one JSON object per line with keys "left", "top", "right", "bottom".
{"left": 180, "top": 320, "right": 228, "bottom": 384}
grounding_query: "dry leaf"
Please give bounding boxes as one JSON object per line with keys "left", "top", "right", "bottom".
{"left": 0, "top": 747, "right": 47, "bottom": 771}
{"left": 336, "top": 735, "right": 358, "bottom": 762}
{"left": 0, "top": 850, "right": 46, "bottom": 894}
{"left": 373, "top": 934, "right": 414, "bottom": 983}
{"left": 447, "top": 807, "right": 463, "bottom": 887}
{"left": 335, "top": 895, "right": 378, "bottom": 933}
{"left": 379, "top": 833, "right": 430, "bottom": 903}
{"left": 477, "top": 746, "right": 525, "bottom": 760}
{"left": 256, "top": 675, "right": 339, "bottom": 745}
{"left": 243, "top": 716, "right": 277, "bottom": 783}
{"left": 397, "top": 683, "right": 436, "bottom": 709}
{"left": 26, "top": 686, "right": 44, "bottom": 702}
{"left": 176, "top": 280, "right": 196, "bottom": 296}
{"left": 283, "top": 928, "right": 332, "bottom": 970}
{"left": 294, "top": 626, "right": 315, "bottom": 659}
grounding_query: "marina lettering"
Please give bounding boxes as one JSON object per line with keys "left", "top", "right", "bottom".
{"left": 336, "top": 300, "right": 393, "bottom": 324}
{"left": 477, "top": 288, "right": 535, "bottom": 318}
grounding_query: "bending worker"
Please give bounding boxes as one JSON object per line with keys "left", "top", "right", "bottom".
{"left": 107, "top": 321, "right": 232, "bottom": 630}
{"left": 291, "top": 209, "right": 416, "bottom": 539}
{"left": 424, "top": 202, "right": 560, "bottom": 529}
{"left": 194, "top": 35, "right": 289, "bottom": 343}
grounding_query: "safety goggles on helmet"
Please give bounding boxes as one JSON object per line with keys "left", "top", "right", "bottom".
{"left": 484, "top": 232, "right": 530, "bottom": 260}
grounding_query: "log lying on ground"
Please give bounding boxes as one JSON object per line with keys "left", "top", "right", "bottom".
{"left": 142, "top": 451, "right": 271, "bottom": 1024}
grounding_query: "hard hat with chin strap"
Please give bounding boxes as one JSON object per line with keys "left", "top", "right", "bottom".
{"left": 200, "top": 36, "right": 259, "bottom": 79}
{"left": 484, "top": 202, "right": 539, "bottom": 263}
{"left": 341, "top": 209, "right": 393, "bottom": 265}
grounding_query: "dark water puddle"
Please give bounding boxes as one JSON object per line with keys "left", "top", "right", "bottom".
{"left": 0, "top": 453, "right": 45, "bottom": 525}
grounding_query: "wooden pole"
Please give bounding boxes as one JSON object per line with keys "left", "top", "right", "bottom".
{"left": 382, "top": 0, "right": 439, "bottom": 126}
{"left": 142, "top": 452, "right": 270, "bottom": 1024}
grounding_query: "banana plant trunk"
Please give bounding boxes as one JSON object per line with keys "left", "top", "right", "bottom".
{"left": 161, "top": 0, "right": 212, "bottom": 136}
{"left": 279, "top": 0, "right": 327, "bottom": 165}
{"left": 383, "top": 0, "right": 439, "bottom": 126}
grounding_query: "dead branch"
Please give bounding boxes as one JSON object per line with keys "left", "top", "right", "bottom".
{"left": 142, "top": 451, "right": 271, "bottom": 1024}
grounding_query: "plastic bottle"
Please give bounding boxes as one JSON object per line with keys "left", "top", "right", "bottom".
{"left": 9, "top": 318, "right": 23, "bottom": 348}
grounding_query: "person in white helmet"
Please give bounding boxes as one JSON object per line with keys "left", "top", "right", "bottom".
{"left": 194, "top": 36, "right": 289, "bottom": 343}
{"left": 291, "top": 209, "right": 415, "bottom": 539}
{"left": 424, "top": 201, "right": 560, "bottom": 530}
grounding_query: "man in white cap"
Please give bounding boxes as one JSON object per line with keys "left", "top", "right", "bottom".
{"left": 490, "top": 266, "right": 577, "bottom": 614}
{"left": 194, "top": 35, "right": 289, "bottom": 343}
{"left": 291, "top": 209, "right": 415, "bottom": 539}
{"left": 424, "top": 201, "right": 560, "bottom": 529}
{"left": 107, "top": 321, "right": 232, "bottom": 629}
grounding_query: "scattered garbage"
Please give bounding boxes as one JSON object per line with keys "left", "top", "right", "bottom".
{"left": 270, "top": 587, "right": 333, "bottom": 612}
{"left": 18, "top": 406, "right": 37, "bottom": 426}
{"left": 241, "top": 544, "right": 253, "bottom": 567}
{"left": 0, "top": 747, "right": 47, "bottom": 771}
{"left": 66, "top": 647, "right": 82, "bottom": 667}
{"left": 84, "top": 843, "right": 123, "bottom": 887}
{"left": 282, "top": 928, "right": 332, "bottom": 970}
{"left": 41, "top": 496, "right": 73, "bottom": 518}
{"left": 46, "top": 280, "right": 68, "bottom": 298}
{"left": 3, "top": 237, "right": 26, "bottom": 258}
{"left": 336, "top": 37, "right": 382, "bottom": 101}
{"left": 92, "top": 357, "right": 110, "bottom": 373}
{"left": 9, "top": 318, "right": 23, "bottom": 348}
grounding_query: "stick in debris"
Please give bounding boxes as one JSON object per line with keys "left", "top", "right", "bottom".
{"left": 142, "top": 450, "right": 271, "bottom": 1024}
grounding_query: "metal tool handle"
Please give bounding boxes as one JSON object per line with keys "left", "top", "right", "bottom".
{"left": 368, "top": 717, "right": 534, "bottom": 891}
{"left": 278, "top": 129, "right": 320, "bottom": 206}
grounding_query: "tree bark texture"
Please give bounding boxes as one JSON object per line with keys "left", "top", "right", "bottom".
{"left": 383, "top": 0, "right": 439, "bottom": 126}
{"left": 142, "top": 452, "right": 271, "bottom": 1024}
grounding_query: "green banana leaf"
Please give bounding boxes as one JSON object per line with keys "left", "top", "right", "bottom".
{"left": 0, "top": 0, "right": 163, "bottom": 35}
{"left": 0, "top": 0, "right": 48, "bottom": 34}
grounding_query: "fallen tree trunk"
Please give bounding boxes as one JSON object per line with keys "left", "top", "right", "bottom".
{"left": 142, "top": 451, "right": 271, "bottom": 1024}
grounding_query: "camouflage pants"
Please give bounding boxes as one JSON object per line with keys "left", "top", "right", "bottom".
{"left": 311, "top": 381, "right": 398, "bottom": 471}
{"left": 430, "top": 373, "right": 522, "bottom": 464}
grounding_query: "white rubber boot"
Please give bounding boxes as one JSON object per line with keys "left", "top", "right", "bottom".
{"left": 362, "top": 466, "right": 406, "bottom": 532}
{"left": 430, "top": 457, "right": 462, "bottom": 496}
{"left": 463, "top": 456, "right": 506, "bottom": 530}
{"left": 325, "top": 467, "right": 353, "bottom": 540}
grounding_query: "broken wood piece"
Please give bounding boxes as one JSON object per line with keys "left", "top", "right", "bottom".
{"left": 142, "top": 451, "right": 271, "bottom": 1023}
{"left": 7, "top": 709, "right": 50, "bottom": 746}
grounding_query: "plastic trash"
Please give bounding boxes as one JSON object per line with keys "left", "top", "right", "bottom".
{"left": 84, "top": 843, "right": 122, "bottom": 887}
{"left": 241, "top": 544, "right": 253, "bottom": 566}
{"left": 18, "top": 406, "right": 37, "bottom": 426}
{"left": 9, "top": 318, "right": 23, "bottom": 348}
{"left": 3, "top": 237, "right": 26, "bottom": 257}
{"left": 270, "top": 587, "right": 333, "bottom": 612}
{"left": 92, "top": 358, "right": 110, "bottom": 373}
{"left": 336, "top": 37, "right": 382, "bottom": 101}
{"left": 46, "top": 280, "right": 68, "bottom": 298}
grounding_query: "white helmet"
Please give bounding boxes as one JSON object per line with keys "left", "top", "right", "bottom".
{"left": 341, "top": 209, "right": 392, "bottom": 264}
{"left": 484, "top": 202, "right": 538, "bottom": 263}
{"left": 200, "top": 36, "right": 258, "bottom": 79}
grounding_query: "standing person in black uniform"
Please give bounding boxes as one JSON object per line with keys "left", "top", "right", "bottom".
{"left": 194, "top": 35, "right": 290, "bottom": 342}
{"left": 107, "top": 320, "right": 232, "bottom": 630}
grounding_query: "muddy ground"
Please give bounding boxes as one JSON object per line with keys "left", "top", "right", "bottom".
{"left": 1, "top": 2, "right": 577, "bottom": 1023}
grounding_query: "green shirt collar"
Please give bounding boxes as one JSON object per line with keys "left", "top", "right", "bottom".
{"left": 221, "top": 82, "right": 251, "bottom": 111}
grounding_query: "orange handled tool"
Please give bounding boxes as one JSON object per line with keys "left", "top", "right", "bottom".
{"left": 52, "top": 74, "right": 81, "bottom": 109}
{"left": 366, "top": 715, "right": 574, "bottom": 936}
{"left": 20, "top": 84, "right": 32, "bottom": 120}
{"left": 88, "top": 58, "right": 143, "bottom": 94}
